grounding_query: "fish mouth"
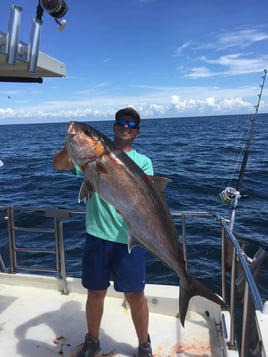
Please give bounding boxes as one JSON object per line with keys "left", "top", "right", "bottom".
{"left": 67, "top": 121, "right": 98, "bottom": 141}
{"left": 67, "top": 121, "right": 80, "bottom": 136}
{"left": 66, "top": 121, "right": 106, "bottom": 165}
{"left": 67, "top": 121, "right": 93, "bottom": 142}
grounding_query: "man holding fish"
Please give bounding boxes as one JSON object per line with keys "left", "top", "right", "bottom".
{"left": 53, "top": 107, "right": 153, "bottom": 357}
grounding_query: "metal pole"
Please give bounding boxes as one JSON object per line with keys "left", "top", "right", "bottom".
{"left": 28, "top": 18, "right": 42, "bottom": 72}
{"left": 7, "top": 5, "right": 23, "bottom": 65}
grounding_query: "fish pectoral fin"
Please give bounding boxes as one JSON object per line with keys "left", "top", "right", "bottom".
{"left": 78, "top": 179, "right": 94, "bottom": 204}
{"left": 128, "top": 234, "right": 143, "bottom": 253}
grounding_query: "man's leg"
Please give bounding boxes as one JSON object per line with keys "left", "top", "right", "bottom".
{"left": 77, "top": 289, "right": 106, "bottom": 357}
{"left": 86, "top": 289, "right": 107, "bottom": 338}
{"left": 125, "top": 290, "right": 149, "bottom": 345}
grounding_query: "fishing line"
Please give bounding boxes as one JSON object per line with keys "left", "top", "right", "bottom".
{"left": 219, "top": 69, "right": 267, "bottom": 203}
{"left": 218, "top": 123, "right": 250, "bottom": 195}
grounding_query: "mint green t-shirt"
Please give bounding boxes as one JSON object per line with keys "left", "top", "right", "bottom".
{"left": 74, "top": 149, "right": 153, "bottom": 244}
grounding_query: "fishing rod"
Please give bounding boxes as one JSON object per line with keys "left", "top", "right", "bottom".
{"left": 237, "top": 69, "right": 267, "bottom": 194}
{"left": 220, "top": 69, "right": 267, "bottom": 228}
{"left": 219, "top": 69, "right": 268, "bottom": 270}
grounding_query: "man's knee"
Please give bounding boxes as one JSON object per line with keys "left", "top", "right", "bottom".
{"left": 125, "top": 290, "right": 145, "bottom": 307}
{"left": 87, "top": 289, "right": 107, "bottom": 301}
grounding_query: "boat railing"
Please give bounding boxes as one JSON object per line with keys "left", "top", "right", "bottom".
{"left": 0, "top": 205, "right": 267, "bottom": 355}
{"left": 0, "top": 205, "right": 85, "bottom": 294}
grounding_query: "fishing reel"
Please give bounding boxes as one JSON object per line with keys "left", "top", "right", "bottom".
{"left": 219, "top": 187, "right": 241, "bottom": 203}
{"left": 25, "top": 0, "right": 68, "bottom": 72}
{"left": 38, "top": 0, "right": 68, "bottom": 31}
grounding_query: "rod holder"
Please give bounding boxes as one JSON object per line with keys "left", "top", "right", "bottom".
{"left": 7, "top": 5, "right": 23, "bottom": 65}
{"left": 28, "top": 18, "right": 42, "bottom": 73}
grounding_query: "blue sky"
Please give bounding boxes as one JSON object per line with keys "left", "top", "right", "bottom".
{"left": 1, "top": 0, "right": 268, "bottom": 124}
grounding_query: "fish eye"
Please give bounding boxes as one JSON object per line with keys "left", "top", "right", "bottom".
{"left": 84, "top": 129, "right": 100, "bottom": 143}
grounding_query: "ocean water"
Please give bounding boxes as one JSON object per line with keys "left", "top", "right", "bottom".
{"left": 0, "top": 114, "right": 268, "bottom": 301}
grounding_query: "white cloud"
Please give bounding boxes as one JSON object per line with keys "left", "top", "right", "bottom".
{"left": 206, "top": 97, "right": 216, "bottom": 106}
{"left": 217, "top": 29, "right": 268, "bottom": 50}
{"left": 1, "top": 82, "right": 267, "bottom": 124}
{"left": 175, "top": 27, "right": 268, "bottom": 78}
{"left": 199, "top": 54, "right": 268, "bottom": 76}
{"left": 185, "top": 66, "right": 215, "bottom": 78}
{"left": 184, "top": 54, "right": 268, "bottom": 78}
{"left": 173, "top": 41, "right": 192, "bottom": 57}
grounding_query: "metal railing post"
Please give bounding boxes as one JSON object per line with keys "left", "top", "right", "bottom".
{"left": 221, "top": 226, "right": 226, "bottom": 302}
{"left": 55, "top": 215, "right": 68, "bottom": 294}
{"left": 7, "top": 206, "right": 16, "bottom": 272}
{"left": 229, "top": 246, "right": 237, "bottom": 348}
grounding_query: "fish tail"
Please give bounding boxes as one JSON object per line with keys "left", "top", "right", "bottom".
{"left": 179, "top": 276, "right": 226, "bottom": 327}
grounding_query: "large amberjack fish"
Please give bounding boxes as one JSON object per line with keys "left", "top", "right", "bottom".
{"left": 65, "top": 121, "right": 225, "bottom": 326}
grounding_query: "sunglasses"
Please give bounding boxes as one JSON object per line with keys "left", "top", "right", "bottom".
{"left": 115, "top": 118, "right": 139, "bottom": 129}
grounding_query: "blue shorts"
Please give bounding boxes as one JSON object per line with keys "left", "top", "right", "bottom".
{"left": 82, "top": 234, "right": 146, "bottom": 292}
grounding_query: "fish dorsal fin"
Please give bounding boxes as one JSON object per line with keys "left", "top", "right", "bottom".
{"left": 148, "top": 175, "right": 173, "bottom": 194}
{"left": 148, "top": 175, "right": 173, "bottom": 209}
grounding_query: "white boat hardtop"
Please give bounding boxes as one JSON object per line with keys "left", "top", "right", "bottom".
{"left": 0, "top": 48, "right": 66, "bottom": 79}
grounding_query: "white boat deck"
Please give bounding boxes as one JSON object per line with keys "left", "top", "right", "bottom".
{"left": 0, "top": 273, "right": 227, "bottom": 357}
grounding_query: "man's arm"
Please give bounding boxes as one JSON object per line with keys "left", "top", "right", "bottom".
{"left": 53, "top": 146, "right": 74, "bottom": 170}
